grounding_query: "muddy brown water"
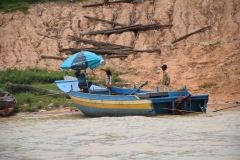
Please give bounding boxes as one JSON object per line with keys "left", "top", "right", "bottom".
{"left": 0, "top": 107, "right": 240, "bottom": 160}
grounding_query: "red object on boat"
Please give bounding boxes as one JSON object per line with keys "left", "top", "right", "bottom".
{"left": 0, "top": 89, "right": 17, "bottom": 116}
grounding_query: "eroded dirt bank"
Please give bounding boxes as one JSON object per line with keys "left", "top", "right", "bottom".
{"left": 0, "top": 0, "right": 240, "bottom": 102}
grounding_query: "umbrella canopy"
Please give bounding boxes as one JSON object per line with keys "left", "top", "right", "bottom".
{"left": 60, "top": 51, "right": 105, "bottom": 70}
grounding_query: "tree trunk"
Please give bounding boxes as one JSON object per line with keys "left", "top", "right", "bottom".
{"left": 7, "top": 83, "right": 70, "bottom": 98}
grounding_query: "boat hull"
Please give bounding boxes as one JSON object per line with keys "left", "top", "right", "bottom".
{"left": 69, "top": 91, "right": 155, "bottom": 117}
{"left": 0, "top": 89, "right": 17, "bottom": 116}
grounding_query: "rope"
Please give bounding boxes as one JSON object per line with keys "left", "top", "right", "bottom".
{"left": 158, "top": 107, "right": 200, "bottom": 113}
{"left": 213, "top": 104, "right": 240, "bottom": 112}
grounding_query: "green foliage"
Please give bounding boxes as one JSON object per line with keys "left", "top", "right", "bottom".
{"left": 0, "top": 0, "right": 88, "bottom": 14}
{"left": 13, "top": 92, "right": 37, "bottom": 112}
{"left": 86, "top": 75, "right": 97, "bottom": 82}
{"left": 209, "top": 41, "right": 221, "bottom": 47}
{"left": 112, "top": 75, "right": 122, "bottom": 83}
{"left": 0, "top": 1, "right": 29, "bottom": 14}
{"left": 199, "top": 82, "right": 217, "bottom": 89}
{"left": 134, "top": 72, "right": 139, "bottom": 76}
{"left": 169, "top": 43, "right": 178, "bottom": 49}
{"left": 73, "top": 0, "right": 89, "bottom": 2}
{"left": 176, "top": 87, "right": 184, "bottom": 91}
{"left": 230, "top": 37, "right": 237, "bottom": 42}
{"left": 114, "top": 70, "right": 124, "bottom": 76}
{"left": 128, "top": 68, "right": 135, "bottom": 70}
{"left": 31, "top": 83, "right": 61, "bottom": 91}
{"left": 98, "top": 78, "right": 105, "bottom": 84}
{"left": 0, "top": 67, "right": 65, "bottom": 84}
{"left": 99, "top": 66, "right": 110, "bottom": 72}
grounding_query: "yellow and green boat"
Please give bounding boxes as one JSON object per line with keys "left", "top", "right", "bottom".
{"left": 55, "top": 80, "right": 208, "bottom": 117}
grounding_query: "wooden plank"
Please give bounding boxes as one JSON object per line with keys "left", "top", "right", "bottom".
{"left": 134, "top": 49, "right": 161, "bottom": 53}
{"left": 83, "top": 24, "right": 173, "bottom": 35}
{"left": 84, "top": 24, "right": 142, "bottom": 35}
{"left": 84, "top": 16, "right": 125, "bottom": 27}
{"left": 82, "top": 0, "right": 132, "bottom": 8}
{"left": 41, "top": 55, "right": 66, "bottom": 60}
{"left": 171, "top": 26, "right": 211, "bottom": 44}
{"left": 103, "top": 55, "right": 128, "bottom": 58}
{"left": 60, "top": 47, "right": 161, "bottom": 55}
{"left": 68, "top": 36, "right": 133, "bottom": 49}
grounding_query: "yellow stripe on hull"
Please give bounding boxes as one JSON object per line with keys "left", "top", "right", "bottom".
{"left": 70, "top": 96, "right": 152, "bottom": 109}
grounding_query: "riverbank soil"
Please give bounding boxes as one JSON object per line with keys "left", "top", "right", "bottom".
{"left": 0, "top": 0, "right": 239, "bottom": 105}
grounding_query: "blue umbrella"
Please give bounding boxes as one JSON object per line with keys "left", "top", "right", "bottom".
{"left": 60, "top": 51, "right": 105, "bottom": 70}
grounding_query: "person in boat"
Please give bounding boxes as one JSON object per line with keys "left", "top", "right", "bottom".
{"left": 75, "top": 70, "right": 88, "bottom": 91}
{"left": 160, "top": 64, "right": 170, "bottom": 91}
{"left": 105, "top": 69, "right": 112, "bottom": 89}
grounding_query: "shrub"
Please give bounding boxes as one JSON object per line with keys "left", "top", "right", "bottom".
{"left": 0, "top": 67, "right": 65, "bottom": 84}
{"left": 199, "top": 82, "right": 217, "bottom": 89}
{"left": 0, "top": 0, "right": 89, "bottom": 14}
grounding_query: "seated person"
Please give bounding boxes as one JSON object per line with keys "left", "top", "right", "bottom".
{"left": 75, "top": 70, "right": 87, "bottom": 88}
{"left": 75, "top": 70, "right": 92, "bottom": 92}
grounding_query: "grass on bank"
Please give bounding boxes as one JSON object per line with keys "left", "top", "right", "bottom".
{"left": 0, "top": 67, "right": 72, "bottom": 84}
{"left": 0, "top": 0, "right": 88, "bottom": 14}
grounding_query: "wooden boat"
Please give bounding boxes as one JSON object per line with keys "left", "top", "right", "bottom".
{"left": 0, "top": 88, "right": 17, "bottom": 116}
{"left": 55, "top": 80, "right": 209, "bottom": 117}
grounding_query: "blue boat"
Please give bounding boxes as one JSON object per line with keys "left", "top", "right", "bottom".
{"left": 55, "top": 80, "right": 209, "bottom": 117}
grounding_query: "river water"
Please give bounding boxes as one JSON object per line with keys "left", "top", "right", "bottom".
{"left": 0, "top": 108, "right": 240, "bottom": 160}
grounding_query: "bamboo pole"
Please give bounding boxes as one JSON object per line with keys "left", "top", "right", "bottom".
{"left": 213, "top": 105, "right": 240, "bottom": 112}
{"left": 171, "top": 26, "right": 211, "bottom": 44}
{"left": 60, "top": 47, "right": 161, "bottom": 55}
{"left": 103, "top": 55, "right": 128, "bottom": 58}
{"left": 68, "top": 36, "right": 133, "bottom": 49}
{"left": 82, "top": 0, "right": 133, "bottom": 8}
{"left": 84, "top": 16, "right": 125, "bottom": 27}
{"left": 83, "top": 24, "right": 173, "bottom": 35}
{"left": 41, "top": 55, "right": 66, "bottom": 60}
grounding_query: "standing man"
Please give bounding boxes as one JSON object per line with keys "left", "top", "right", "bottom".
{"left": 105, "top": 70, "right": 112, "bottom": 88}
{"left": 160, "top": 64, "right": 170, "bottom": 91}
{"left": 105, "top": 69, "right": 112, "bottom": 95}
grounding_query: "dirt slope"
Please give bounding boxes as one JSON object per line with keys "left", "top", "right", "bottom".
{"left": 0, "top": 0, "right": 239, "bottom": 103}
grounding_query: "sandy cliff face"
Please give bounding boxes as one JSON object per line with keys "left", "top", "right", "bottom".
{"left": 0, "top": 0, "right": 239, "bottom": 101}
